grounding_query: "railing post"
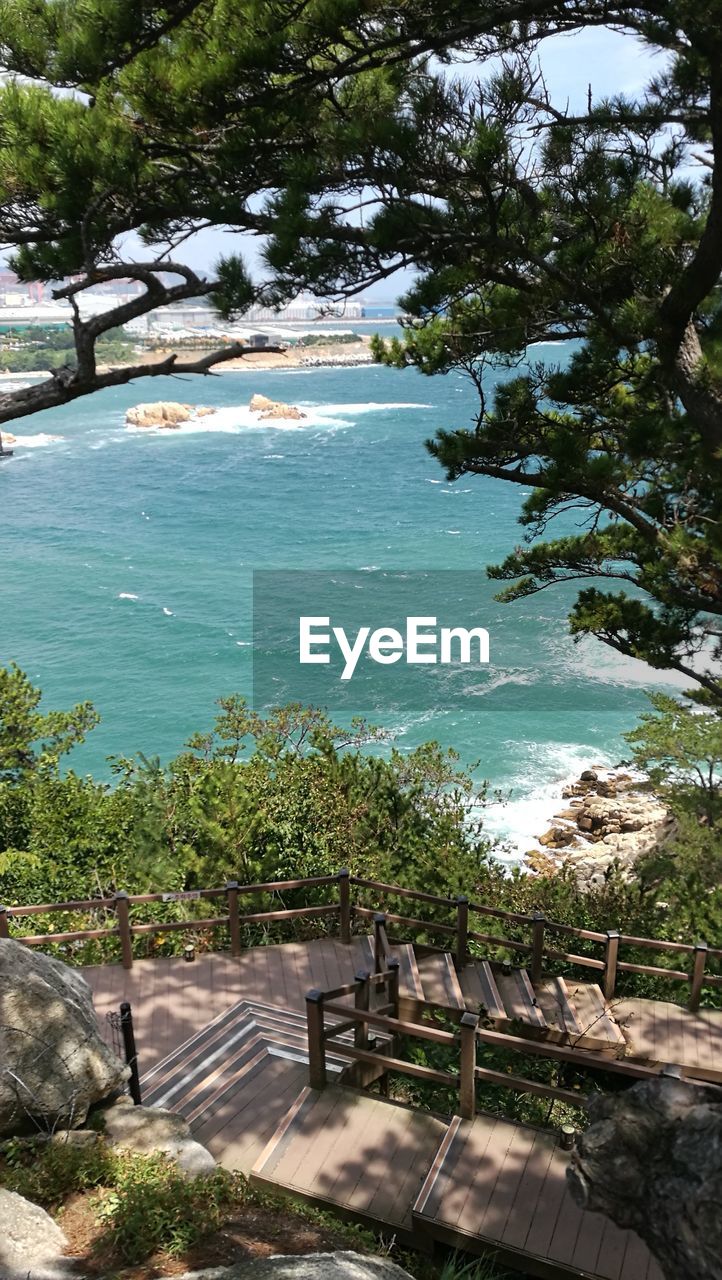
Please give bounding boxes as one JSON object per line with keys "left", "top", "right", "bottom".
{"left": 306, "top": 989, "right": 327, "bottom": 1090}
{"left": 455, "top": 895, "right": 469, "bottom": 970}
{"left": 338, "top": 868, "right": 351, "bottom": 944}
{"left": 603, "top": 929, "right": 621, "bottom": 1000}
{"left": 689, "top": 941, "right": 708, "bottom": 1012}
{"left": 226, "top": 880, "right": 241, "bottom": 957}
{"left": 114, "top": 892, "right": 133, "bottom": 970}
{"left": 459, "top": 1011, "right": 478, "bottom": 1121}
{"left": 373, "top": 912, "right": 387, "bottom": 973}
{"left": 387, "top": 957, "right": 400, "bottom": 1019}
{"left": 119, "top": 1002, "right": 141, "bottom": 1105}
{"left": 531, "top": 911, "right": 546, "bottom": 986}
{"left": 354, "top": 970, "right": 370, "bottom": 1049}
{"left": 0, "top": 906, "right": 9, "bottom": 939}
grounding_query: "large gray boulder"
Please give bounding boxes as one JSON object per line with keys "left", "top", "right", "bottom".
{"left": 0, "top": 1188, "right": 79, "bottom": 1279}
{"left": 100, "top": 1098, "right": 216, "bottom": 1176}
{"left": 0, "top": 940, "right": 128, "bottom": 1136}
{"left": 568, "top": 1076, "right": 722, "bottom": 1280}
{"left": 174, "top": 1254, "right": 418, "bottom": 1280}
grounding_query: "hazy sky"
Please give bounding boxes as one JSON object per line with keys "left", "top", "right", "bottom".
{"left": 162, "top": 24, "right": 665, "bottom": 302}
{"left": 4, "top": 25, "right": 665, "bottom": 302}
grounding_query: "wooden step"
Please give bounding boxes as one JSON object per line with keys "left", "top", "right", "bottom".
{"left": 566, "top": 981, "right": 627, "bottom": 1052}
{"left": 416, "top": 952, "right": 466, "bottom": 1011}
{"left": 534, "top": 976, "right": 584, "bottom": 1040}
{"left": 251, "top": 1084, "right": 446, "bottom": 1237}
{"left": 494, "top": 966, "right": 547, "bottom": 1031}
{"left": 459, "top": 959, "right": 506, "bottom": 1021}
{"left": 140, "top": 999, "right": 357, "bottom": 1121}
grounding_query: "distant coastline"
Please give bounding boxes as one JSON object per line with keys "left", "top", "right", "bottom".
{"left": 0, "top": 337, "right": 377, "bottom": 382}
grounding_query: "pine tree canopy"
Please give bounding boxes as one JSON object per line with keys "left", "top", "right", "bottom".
{"left": 0, "top": 1, "right": 721, "bottom": 696}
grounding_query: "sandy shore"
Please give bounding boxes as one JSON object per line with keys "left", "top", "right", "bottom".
{"left": 0, "top": 339, "right": 375, "bottom": 382}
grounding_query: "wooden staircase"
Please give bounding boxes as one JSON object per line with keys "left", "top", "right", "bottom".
{"left": 394, "top": 944, "right": 625, "bottom": 1054}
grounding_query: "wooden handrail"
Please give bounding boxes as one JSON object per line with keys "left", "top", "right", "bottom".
{"left": 306, "top": 979, "right": 678, "bottom": 1122}
{"left": 1, "top": 871, "right": 719, "bottom": 1006}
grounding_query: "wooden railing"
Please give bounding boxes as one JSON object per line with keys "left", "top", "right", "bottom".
{"left": 305, "top": 970, "right": 685, "bottom": 1122}
{"left": 1, "top": 870, "right": 720, "bottom": 1010}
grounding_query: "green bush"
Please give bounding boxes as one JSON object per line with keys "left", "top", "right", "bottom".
{"left": 0, "top": 1134, "right": 115, "bottom": 1206}
{"left": 0, "top": 1135, "right": 245, "bottom": 1265}
{"left": 94, "top": 1155, "right": 244, "bottom": 1263}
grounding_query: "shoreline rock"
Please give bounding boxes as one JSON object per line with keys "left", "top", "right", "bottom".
{"left": 525, "top": 767, "right": 676, "bottom": 889}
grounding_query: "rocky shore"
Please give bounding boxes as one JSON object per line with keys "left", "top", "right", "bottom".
{"left": 525, "top": 767, "right": 675, "bottom": 889}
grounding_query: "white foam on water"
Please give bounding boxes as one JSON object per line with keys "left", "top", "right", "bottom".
{"left": 301, "top": 401, "right": 432, "bottom": 415}
{"left": 162, "top": 607, "right": 173, "bottom": 616}
{"left": 118, "top": 593, "right": 139, "bottom": 601}
{"left": 483, "top": 741, "right": 619, "bottom": 865}
{"left": 10, "top": 433, "right": 65, "bottom": 448}
{"left": 568, "top": 633, "right": 709, "bottom": 690}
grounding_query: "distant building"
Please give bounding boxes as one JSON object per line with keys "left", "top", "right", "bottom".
{"left": 241, "top": 296, "right": 365, "bottom": 322}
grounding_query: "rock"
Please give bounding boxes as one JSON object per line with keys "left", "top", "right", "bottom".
{"left": 0, "top": 940, "right": 128, "bottom": 1137}
{"left": 531, "top": 770, "right": 675, "bottom": 889}
{"left": 195, "top": 406, "right": 216, "bottom": 417}
{"left": 569, "top": 1077, "right": 722, "bottom": 1280}
{"left": 99, "top": 1098, "right": 216, "bottom": 1177}
{"left": 249, "top": 393, "right": 276, "bottom": 411}
{"left": 126, "top": 400, "right": 193, "bottom": 428}
{"left": 173, "top": 1252, "right": 418, "bottom": 1280}
{"left": 0, "top": 1188, "right": 77, "bottom": 1279}
{"left": 249, "top": 393, "right": 306, "bottom": 421}
{"left": 538, "top": 825, "right": 574, "bottom": 848}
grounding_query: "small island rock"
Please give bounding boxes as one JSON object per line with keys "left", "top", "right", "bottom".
{"left": 249, "top": 393, "right": 306, "bottom": 421}
{"left": 125, "top": 401, "right": 217, "bottom": 428}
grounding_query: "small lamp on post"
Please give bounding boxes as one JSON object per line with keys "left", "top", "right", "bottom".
{"left": 560, "top": 1123, "right": 576, "bottom": 1151}
{"left": 184, "top": 942, "right": 195, "bottom": 963}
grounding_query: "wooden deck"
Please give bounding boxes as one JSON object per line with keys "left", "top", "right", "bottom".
{"left": 85, "top": 937, "right": 393, "bottom": 1073}
{"left": 84, "top": 940, "right": 722, "bottom": 1082}
{"left": 413, "top": 1113, "right": 663, "bottom": 1280}
{"left": 252, "top": 1087, "right": 663, "bottom": 1280}
{"left": 80, "top": 940, "right": 716, "bottom": 1280}
{"left": 252, "top": 1085, "right": 447, "bottom": 1241}
{"left": 612, "top": 995, "right": 722, "bottom": 1082}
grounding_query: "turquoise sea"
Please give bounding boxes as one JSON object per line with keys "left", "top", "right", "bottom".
{"left": 0, "top": 351, "right": 680, "bottom": 856}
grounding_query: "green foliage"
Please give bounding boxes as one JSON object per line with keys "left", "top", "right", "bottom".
{"left": 93, "top": 1155, "right": 242, "bottom": 1264}
{"left": 625, "top": 695, "right": 722, "bottom": 826}
{"left": 0, "top": 1135, "right": 245, "bottom": 1265}
{"left": 0, "top": 665, "right": 98, "bottom": 781}
{"left": 0, "top": 1133, "right": 115, "bottom": 1207}
{"left": 0, "top": 670, "right": 490, "bottom": 958}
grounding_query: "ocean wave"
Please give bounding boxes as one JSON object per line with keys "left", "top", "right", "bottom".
{"left": 9, "top": 433, "right": 65, "bottom": 448}
{"left": 301, "top": 401, "right": 432, "bottom": 415}
{"left": 483, "top": 740, "right": 618, "bottom": 864}
{"left": 567, "top": 634, "right": 703, "bottom": 690}
{"left": 118, "top": 592, "right": 139, "bottom": 600}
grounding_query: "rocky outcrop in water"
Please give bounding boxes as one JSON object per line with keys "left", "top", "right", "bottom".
{"left": 526, "top": 768, "right": 675, "bottom": 889}
{"left": 126, "top": 401, "right": 216, "bottom": 428}
{"left": 569, "top": 1076, "right": 722, "bottom": 1280}
{"left": 249, "top": 393, "right": 306, "bottom": 421}
{"left": 0, "top": 940, "right": 128, "bottom": 1136}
